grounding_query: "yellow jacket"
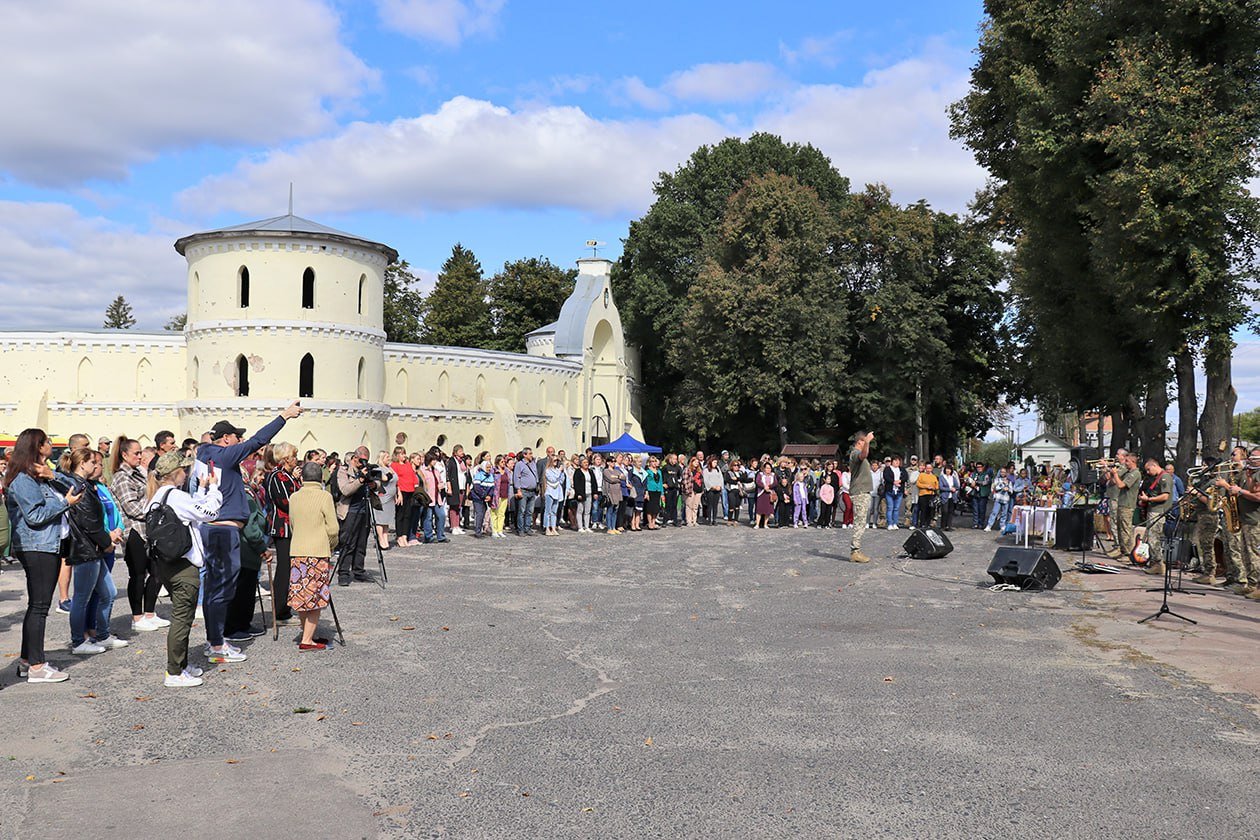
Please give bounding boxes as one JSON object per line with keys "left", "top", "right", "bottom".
{"left": 916, "top": 471, "right": 939, "bottom": 496}
{"left": 288, "top": 485, "right": 340, "bottom": 558}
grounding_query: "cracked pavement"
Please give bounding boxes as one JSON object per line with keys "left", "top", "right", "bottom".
{"left": 1, "top": 523, "right": 1258, "bottom": 838}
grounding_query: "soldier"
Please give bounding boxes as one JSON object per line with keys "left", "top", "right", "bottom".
{"left": 1111, "top": 451, "right": 1141, "bottom": 559}
{"left": 1138, "top": 457, "right": 1174, "bottom": 576}
{"left": 1101, "top": 449, "right": 1127, "bottom": 558}
{"left": 1186, "top": 461, "right": 1223, "bottom": 586}
{"left": 1219, "top": 447, "right": 1260, "bottom": 599}
{"left": 848, "top": 430, "right": 875, "bottom": 564}
{"left": 1215, "top": 446, "right": 1251, "bottom": 591}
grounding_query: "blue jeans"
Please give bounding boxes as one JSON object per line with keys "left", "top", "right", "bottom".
{"left": 884, "top": 493, "right": 903, "bottom": 526}
{"left": 70, "top": 558, "right": 116, "bottom": 646}
{"left": 516, "top": 490, "right": 536, "bottom": 534}
{"left": 85, "top": 553, "right": 116, "bottom": 635}
{"left": 544, "top": 495, "right": 562, "bottom": 529}
{"left": 605, "top": 500, "right": 619, "bottom": 531}
{"left": 422, "top": 504, "right": 447, "bottom": 542}
{"left": 202, "top": 525, "right": 241, "bottom": 647}
{"left": 590, "top": 495, "right": 602, "bottom": 526}
{"left": 986, "top": 498, "right": 1010, "bottom": 530}
{"left": 721, "top": 486, "right": 729, "bottom": 516}
{"left": 973, "top": 496, "right": 988, "bottom": 528}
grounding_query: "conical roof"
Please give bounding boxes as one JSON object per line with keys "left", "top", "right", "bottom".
{"left": 174, "top": 213, "right": 397, "bottom": 262}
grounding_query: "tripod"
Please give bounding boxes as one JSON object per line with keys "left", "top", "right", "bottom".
{"left": 363, "top": 499, "right": 388, "bottom": 589}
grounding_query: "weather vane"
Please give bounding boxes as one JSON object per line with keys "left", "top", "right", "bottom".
{"left": 585, "top": 239, "right": 606, "bottom": 258}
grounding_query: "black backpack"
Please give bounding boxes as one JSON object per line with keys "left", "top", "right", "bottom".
{"left": 145, "top": 487, "right": 192, "bottom": 564}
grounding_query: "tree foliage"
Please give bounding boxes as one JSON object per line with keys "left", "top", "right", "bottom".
{"left": 103, "top": 295, "right": 135, "bottom": 329}
{"left": 163, "top": 313, "right": 187, "bottom": 331}
{"left": 419, "top": 244, "right": 493, "bottom": 347}
{"left": 486, "top": 257, "right": 574, "bottom": 352}
{"left": 949, "top": 0, "right": 1260, "bottom": 456}
{"left": 617, "top": 133, "right": 1008, "bottom": 454}
{"left": 382, "top": 260, "right": 425, "bottom": 344}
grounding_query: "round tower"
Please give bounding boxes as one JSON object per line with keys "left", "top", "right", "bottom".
{"left": 173, "top": 214, "right": 398, "bottom": 453}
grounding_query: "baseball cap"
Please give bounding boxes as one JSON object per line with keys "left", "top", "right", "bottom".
{"left": 154, "top": 451, "right": 194, "bottom": 476}
{"left": 209, "top": 420, "right": 246, "bottom": 439}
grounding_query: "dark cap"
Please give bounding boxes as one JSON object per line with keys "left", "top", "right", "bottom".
{"left": 209, "top": 420, "right": 246, "bottom": 440}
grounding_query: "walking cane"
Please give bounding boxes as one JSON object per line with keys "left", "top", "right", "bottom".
{"left": 326, "top": 592, "right": 345, "bottom": 646}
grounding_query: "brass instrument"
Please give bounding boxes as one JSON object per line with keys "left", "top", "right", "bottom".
{"left": 1223, "top": 487, "right": 1241, "bottom": 534}
{"left": 1087, "top": 458, "right": 1118, "bottom": 469}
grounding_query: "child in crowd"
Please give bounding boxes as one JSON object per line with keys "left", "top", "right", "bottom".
{"left": 792, "top": 470, "right": 809, "bottom": 527}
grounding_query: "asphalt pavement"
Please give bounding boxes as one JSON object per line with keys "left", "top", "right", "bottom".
{"left": 1, "top": 520, "right": 1257, "bottom": 839}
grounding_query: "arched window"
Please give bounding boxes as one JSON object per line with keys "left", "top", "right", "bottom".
{"left": 473, "top": 434, "right": 484, "bottom": 447}
{"left": 235, "top": 354, "right": 250, "bottom": 397}
{"left": 190, "top": 271, "right": 199, "bottom": 319}
{"left": 302, "top": 268, "right": 315, "bottom": 309}
{"left": 356, "top": 357, "right": 366, "bottom": 399}
{"left": 475, "top": 375, "right": 486, "bottom": 410}
{"left": 191, "top": 357, "right": 199, "bottom": 398}
{"left": 538, "top": 379, "right": 547, "bottom": 411}
{"left": 136, "top": 358, "right": 152, "bottom": 400}
{"left": 299, "top": 353, "right": 314, "bottom": 398}
{"left": 238, "top": 266, "right": 250, "bottom": 308}
{"left": 509, "top": 377, "right": 519, "bottom": 409}
{"left": 438, "top": 370, "right": 450, "bottom": 409}
{"left": 76, "top": 357, "right": 93, "bottom": 400}
{"left": 357, "top": 274, "right": 366, "bottom": 315}
{"left": 436, "top": 434, "right": 447, "bottom": 448}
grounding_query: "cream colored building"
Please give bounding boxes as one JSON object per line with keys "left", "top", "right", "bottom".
{"left": 0, "top": 214, "right": 642, "bottom": 454}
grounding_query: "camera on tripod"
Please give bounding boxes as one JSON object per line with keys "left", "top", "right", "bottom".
{"left": 362, "top": 464, "right": 385, "bottom": 485}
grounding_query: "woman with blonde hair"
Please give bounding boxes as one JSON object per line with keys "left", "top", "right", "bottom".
{"left": 373, "top": 450, "right": 398, "bottom": 550}
{"left": 263, "top": 442, "right": 300, "bottom": 626}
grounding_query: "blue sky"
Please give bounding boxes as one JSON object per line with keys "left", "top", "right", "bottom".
{"left": 0, "top": 0, "right": 1254, "bottom": 422}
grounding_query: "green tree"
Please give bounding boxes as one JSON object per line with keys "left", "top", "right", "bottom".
{"left": 103, "top": 295, "right": 135, "bottom": 329}
{"left": 1235, "top": 407, "right": 1260, "bottom": 445}
{"left": 950, "top": 0, "right": 1260, "bottom": 461}
{"left": 486, "top": 257, "right": 574, "bottom": 352}
{"left": 671, "top": 173, "right": 849, "bottom": 451}
{"left": 419, "top": 244, "right": 493, "bottom": 348}
{"left": 382, "top": 260, "right": 425, "bottom": 344}
{"left": 615, "top": 133, "right": 855, "bottom": 446}
{"left": 164, "top": 313, "right": 187, "bottom": 331}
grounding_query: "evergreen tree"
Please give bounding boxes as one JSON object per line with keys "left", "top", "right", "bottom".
{"left": 164, "top": 313, "right": 187, "bottom": 331}
{"left": 103, "top": 295, "right": 136, "bottom": 329}
{"left": 419, "top": 244, "right": 493, "bottom": 347}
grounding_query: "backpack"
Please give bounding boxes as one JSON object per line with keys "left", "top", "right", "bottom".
{"left": 145, "top": 487, "right": 192, "bottom": 564}
{"left": 329, "top": 466, "right": 342, "bottom": 504}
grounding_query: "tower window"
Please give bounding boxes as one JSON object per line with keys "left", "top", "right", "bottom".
{"left": 302, "top": 267, "right": 315, "bottom": 309}
{"left": 239, "top": 266, "right": 250, "bottom": 308}
{"left": 299, "top": 353, "right": 314, "bottom": 398}
{"left": 356, "top": 357, "right": 366, "bottom": 399}
{"left": 235, "top": 354, "right": 250, "bottom": 397}
{"left": 357, "top": 274, "right": 366, "bottom": 315}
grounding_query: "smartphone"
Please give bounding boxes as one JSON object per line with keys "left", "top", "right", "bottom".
{"left": 208, "top": 460, "right": 216, "bottom": 479}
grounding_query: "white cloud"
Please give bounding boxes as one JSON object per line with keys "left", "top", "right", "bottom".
{"left": 663, "top": 61, "right": 786, "bottom": 103}
{"left": 179, "top": 97, "right": 727, "bottom": 217}
{"left": 0, "top": 201, "right": 186, "bottom": 330}
{"left": 0, "top": 0, "right": 374, "bottom": 186}
{"left": 614, "top": 76, "right": 672, "bottom": 111}
{"left": 779, "top": 31, "right": 854, "bottom": 68}
{"left": 755, "top": 48, "right": 986, "bottom": 211}
{"left": 377, "top": 0, "right": 505, "bottom": 46}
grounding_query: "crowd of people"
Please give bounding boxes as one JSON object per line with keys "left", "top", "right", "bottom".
{"left": 3, "top": 412, "right": 1259, "bottom": 689}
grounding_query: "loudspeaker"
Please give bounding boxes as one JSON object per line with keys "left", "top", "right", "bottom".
{"left": 903, "top": 526, "right": 953, "bottom": 559}
{"left": 987, "top": 546, "right": 1062, "bottom": 590}
{"left": 1055, "top": 506, "right": 1095, "bottom": 551}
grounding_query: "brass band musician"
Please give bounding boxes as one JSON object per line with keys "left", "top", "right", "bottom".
{"left": 1216, "top": 447, "right": 1260, "bottom": 600}
{"left": 1185, "top": 458, "right": 1223, "bottom": 586}
{"left": 1137, "top": 457, "right": 1174, "bottom": 575}
{"left": 1214, "top": 446, "right": 1252, "bottom": 592}
{"left": 1106, "top": 450, "right": 1141, "bottom": 559}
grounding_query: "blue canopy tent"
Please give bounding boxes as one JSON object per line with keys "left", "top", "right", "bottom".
{"left": 590, "top": 432, "right": 662, "bottom": 454}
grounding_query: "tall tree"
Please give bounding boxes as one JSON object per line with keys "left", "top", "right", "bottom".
{"left": 419, "top": 244, "right": 493, "bottom": 347}
{"left": 164, "top": 313, "right": 187, "bottom": 331}
{"left": 382, "top": 260, "right": 425, "bottom": 344}
{"left": 950, "top": 0, "right": 1260, "bottom": 460}
{"left": 671, "top": 173, "right": 849, "bottom": 450}
{"left": 103, "top": 295, "right": 135, "bottom": 329}
{"left": 616, "top": 133, "right": 854, "bottom": 446}
{"left": 486, "top": 257, "right": 574, "bottom": 352}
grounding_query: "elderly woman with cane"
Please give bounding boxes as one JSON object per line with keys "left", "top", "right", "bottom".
{"left": 287, "top": 461, "right": 340, "bottom": 651}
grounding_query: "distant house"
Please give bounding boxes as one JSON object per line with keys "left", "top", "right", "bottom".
{"left": 1018, "top": 432, "right": 1073, "bottom": 468}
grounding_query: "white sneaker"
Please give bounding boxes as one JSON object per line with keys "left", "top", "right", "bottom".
{"left": 94, "top": 636, "right": 130, "bottom": 649}
{"left": 984, "top": 526, "right": 992, "bottom": 532}
{"left": 204, "top": 642, "right": 242, "bottom": 657}
{"left": 71, "top": 641, "right": 106, "bottom": 655}
{"left": 147, "top": 615, "right": 171, "bottom": 628}
{"left": 132, "top": 617, "right": 161, "bottom": 632}
{"left": 206, "top": 646, "right": 247, "bottom": 663}
{"left": 26, "top": 664, "right": 69, "bottom": 683}
{"left": 186, "top": 666, "right": 204, "bottom": 678}
{"left": 164, "top": 670, "right": 204, "bottom": 688}
{"left": 451, "top": 527, "right": 464, "bottom": 535}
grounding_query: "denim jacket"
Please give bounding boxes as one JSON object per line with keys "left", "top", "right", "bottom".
{"left": 5, "top": 471, "right": 70, "bottom": 554}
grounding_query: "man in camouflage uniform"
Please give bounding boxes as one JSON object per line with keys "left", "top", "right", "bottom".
{"left": 1111, "top": 451, "right": 1141, "bottom": 559}
{"left": 848, "top": 431, "right": 875, "bottom": 564}
{"left": 1217, "top": 446, "right": 1250, "bottom": 589}
{"left": 1220, "top": 447, "right": 1260, "bottom": 599}
{"left": 1139, "top": 457, "right": 1175, "bottom": 576}
{"left": 1185, "top": 464, "right": 1223, "bottom": 586}
{"left": 1102, "top": 449, "right": 1127, "bottom": 559}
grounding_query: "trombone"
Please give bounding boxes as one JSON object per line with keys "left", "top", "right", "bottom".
{"left": 1188, "top": 462, "right": 1243, "bottom": 480}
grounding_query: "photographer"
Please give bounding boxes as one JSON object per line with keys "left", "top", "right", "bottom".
{"left": 334, "top": 446, "right": 373, "bottom": 587}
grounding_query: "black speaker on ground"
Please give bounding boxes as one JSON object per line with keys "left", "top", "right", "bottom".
{"left": 1055, "top": 506, "right": 1095, "bottom": 551}
{"left": 903, "top": 526, "right": 953, "bottom": 559}
{"left": 987, "top": 546, "right": 1062, "bottom": 590}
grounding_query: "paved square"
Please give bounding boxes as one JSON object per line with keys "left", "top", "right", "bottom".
{"left": 2, "top": 524, "right": 1257, "bottom": 839}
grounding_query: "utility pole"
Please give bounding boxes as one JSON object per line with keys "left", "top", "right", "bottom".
{"left": 915, "top": 381, "right": 927, "bottom": 458}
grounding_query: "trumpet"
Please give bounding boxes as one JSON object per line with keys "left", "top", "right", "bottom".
{"left": 1087, "top": 457, "right": 1118, "bottom": 469}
